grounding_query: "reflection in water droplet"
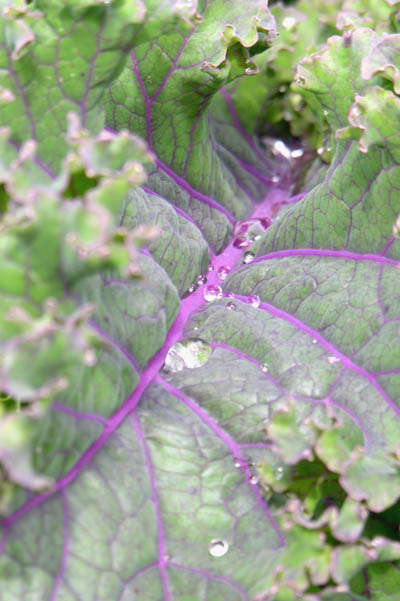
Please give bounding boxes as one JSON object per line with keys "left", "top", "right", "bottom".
{"left": 223, "top": 291, "right": 235, "bottom": 299}
{"left": 233, "top": 237, "right": 252, "bottom": 250}
{"left": 188, "top": 283, "right": 196, "bottom": 293}
{"left": 163, "top": 338, "right": 212, "bottom": 373}
{"left": 260, "top": 363, "right": 268, "bottom": 373}
{"left": 197, "top": 274, "right": 207, "bottom": 285}
{"left": 233, "top": 458, "right": 242, "bottom": 469}
{"left": 203, "top": 285, "right": 223, "bottom": 302}
{"left": 209, "top": 539, "right": 229, "bottom": 557}
{"left": 323, "top": 109, "right": 329, "bottom": 116}
{"left": 227, "top": 301, "right": 236, "bottom": 311}
{"left": 312, "top": 338, "right": 317, "bottom": 344}
{"left": 193, "top": 325, "right": 199, "bottom": 331}
{"left": 273, "top": 140, "right": 292, "bottom": 160}
{"left": 207, "top": 264, "right": 214, "bottom": 272}
{"left": 217, "top": 265, "right": 231, "bottom": 280}
{"left": 250, "top": 474, "right": 259, "bottom": 485}
{"left": 243, "top": 251, "right": 255, "bottom": 264}
{"left": 246, "top": 295, "right": 260, "bottom": 308}
{"left": 275, "top": 466, "right": 284, "bottom": 480}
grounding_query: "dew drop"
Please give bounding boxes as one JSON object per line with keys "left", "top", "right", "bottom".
{"left": 312, "top": 338, "right": 317, "bottom": 344}
{"left": 273, "top": 140, "right": 292, "bottom": 160}
{"left": 275, "top": 466, "right": 284, "bottom": 480}
{"left": 217, "top": 265, "right": 231, "bottom": 280}
{"left": 163, "top": 338, "right": 212, "bottom": 373}
{"left": 207, "top": 264, "right": 214, "bottom": 272}
{"left": 242, "top": 251, "right": 255, "bottom": 264}
{"left": 272, "top": 175, "right": 280, "bottom": 183}
{"left": 223, "top": 291, "right": 235, "bottom": 299}
{"left": 260, "top": 363, "right": 268, "bottom": 373}
{"left": 246, "top": 295, "right": 260, "bottom": 308}
{"left": 233, "top": 237, "right": 252, "bottom": 250}
{"left": 291, "top": 148, "right": 304, "bottom": 158}
{"left": 203, "top": 285, "right": 223, "bottom": 302}
{"left": 227, "top": 301, "right": 236, "bottom": 311}
{"left": 282, "top": 16, "right": 296, "bottom": 29}
{"left": 323, "top": 109, "right": 329, "bottom": 116}
{"left": 197, "top": 274, "right": 207, "bottom": 285}
{"left": 209, "top": 539, "right": 229, "bottom": 557}
{"left": 327, "top": 355, "right": 340, "bottom": 364}
{"left": 83, "top": 349, "right": 97, "bottom": 366}
{"left": 188, "top": 283, "right": 197, "bottom": 293}
{"left": 250, "top": 474, "right": 259, "bottom": 485}
{"left": 233, "top": 458, "right": 242, "bottom": 469}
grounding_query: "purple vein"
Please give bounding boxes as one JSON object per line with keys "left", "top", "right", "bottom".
{"left": 250, "top": 249, "right": 400, "bottom": 266}
{"left": 89, "top": 320, "right": 141, "bottom": 372}
{"left": 220, "top": 87, "right": 273, "bottom": 169}
{"left": 0, "top": 187, "right": 284, "bottom": 531}
{"left": 132, "top": 414, "right": 171, "bottom": 600}
{"left": 155, "top": 158, "right": 236, "bottom": 224}
{"left": 141, "top": 185, "right": 198, "bottom": 227}
{"left": 130, "top": 50, "right": 236, "bottom": 224}
{"left": 168, "top": 562, "right": 249, "bottom": 600}
{"left": 234, "top": 294, "right": 400, "bottom": 417}
{"left": 52, "top": 402, "right": 107, "bottom": 425}
{"left": 155, "top": 375, "right": 285, "bottom": 548}
{"left": 49, "top": 489, "right": 70, "bottom": 601}
{"left": 118, "top": 562, "right": 159, "bottom": 601}
{"left": 210, "top": 342, "right": 285, "bottom": 394}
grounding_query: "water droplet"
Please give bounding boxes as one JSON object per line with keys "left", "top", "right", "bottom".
{"left": 227, "top": 301, "right": 236, "bottom": 311}
{"left": 188, "top": 283, "right": 197, "bottom": 293}
{"left": 250, "top": 474, "right": 259, "bottom": 485}
{"left": 245, "top": 66, "right": 258, "bottom": 75}
{"left": 193, "top": 325, "right": 199, "bottom": 331}
{"left": 327, "top": 356, "right": 340, "bottom": 364}
{"left": 217, "top": 265, "right": 231, "bottom": 280}
{"left": 272, "top": 175, "right": 280, "bottom": 183}
{"left": 282, "top": 16, "right": 296, "bottom": 29}
{"left": 275, "top": 466, "right": 284, "bottom": 480}
{"left": 209, "top": 539, "right": 229, "bottom": 557}
{"left": 279, "top": 85, "right": 287, "bottom": 93}
{"left": 233, "top": 458, "right": 242, "bottom": 469}
{"left": 233, "top": 238, "right": 252, "bottom": 250}
{"left": 273, "top": 140, "right": 292, "bottom": 160}
{"left": 291, "top": 148, "right": 304, "bottom": 158}
{"left": 223, "top": 291, "right": 235, "bottom": 299}
{"left": 203, "top": 285, "right": 223, "bottom": 302}
{"left": 323, "top": 109, "right": 329, "bottom": 116}
{"left": 163, "top": 338, "right": 212, "bottom": 373}
{"left": 197, "top": 274, "right": 207, "bottom": 285}
{"left": 312, "top": 338, "right": 317, "bottom": 344}
{"left": 260, "top": 363, "right": 268, "bottom": 373}
{"left": 246, "top": 295, "right": 260, "bottom": 308}
{"left": 207, "top": 264, "right": 214, "bottom": 272}
{"left": 242, "top": 251, "right": 255, "bottom": 264}
{"left": 83, "top": 349, "right": 97, "bottom": 366}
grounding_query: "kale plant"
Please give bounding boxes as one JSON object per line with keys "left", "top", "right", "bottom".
{"left": 1, "top": 1, "right": 400, "bottom": 599}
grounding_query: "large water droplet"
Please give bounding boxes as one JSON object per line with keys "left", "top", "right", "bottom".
{"left": 246, "top": 295, "right": 260, "bottom": 308}
{"left": 227, "top": 301, "right": 236, "bottom": 311}
{"left": 243, "top": 251, "right": 255, "bottom": 264}
{"left": 197, "top": 274, "right": 207, "bottom": 285}
{"left": 217, "top": 265, "right": 231, "bottom": 281}
{"left": 233, "top": 238, "right": 252, "bottom": 250}
{"left": 163, "top": 338, "right": 212, "bottom": 373}
{"left": 203, "top": 285, "right": 223, "bottom": 302}
{"left": 209, "top": 539, "right": 229, "bottom": 557}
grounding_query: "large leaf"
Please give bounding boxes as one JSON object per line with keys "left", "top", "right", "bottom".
{"left": 1, "top": 2, "right": 400, "bottom": 600}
